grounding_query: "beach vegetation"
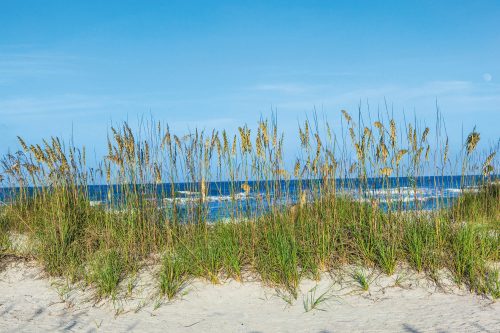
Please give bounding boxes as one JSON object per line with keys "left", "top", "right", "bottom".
{"left": 0, "top": 110, "right": 498, "bottom": 300}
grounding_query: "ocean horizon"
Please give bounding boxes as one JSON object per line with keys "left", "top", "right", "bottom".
{"left": 2, "top": 174, "right": 496, "bottom": 220}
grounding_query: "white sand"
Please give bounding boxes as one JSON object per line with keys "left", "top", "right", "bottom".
{"left": 1, "top": 261, "right": 499, "bottom": 333}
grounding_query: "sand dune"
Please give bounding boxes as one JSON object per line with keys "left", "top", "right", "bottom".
{"left": 0, "top": 261, "right": 498, "bottom": 333}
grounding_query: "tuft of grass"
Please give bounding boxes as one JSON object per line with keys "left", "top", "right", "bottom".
{"left": 484, "top": 269, "right": 500, "bottom": 299}
{"left": 447, "top": 223, "right": 500, "bottom": 296}
{"left": 374, "top": 235, "right": 398, "bottom": 275}
{"left": 451, "top": 183, "right": 500, "bottom": 228}
{"left": 404, "top": 219, "right": 440, "bottom": 274}
{"left": 0, "top": 209, "right": 10, "bottom": 269}
{"left": 353, "top": 270, "right": 370, "bottom": 291}
{"left": 302, "top": 285, "right": 332, "bottom": 312}
{"left": 256, "top": 217, "right": 299, "bottom": 297}
{"left": 89, "top": 249, "right": 124, "bottom": 298}
{"left": 159, "top": 250, "right": 188, "bottom": 300}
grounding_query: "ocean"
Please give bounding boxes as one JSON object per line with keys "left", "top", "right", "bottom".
{"left": 0, "top": 175, "right": 493, "bottom": 221}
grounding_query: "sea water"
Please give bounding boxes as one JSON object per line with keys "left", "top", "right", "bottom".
{"left": 0, "top": 175, "right": 494, "bottom": 221}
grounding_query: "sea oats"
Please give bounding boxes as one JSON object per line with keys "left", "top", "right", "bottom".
{"left": 341, "top": 109, "right": 352, "bottom": 123}
{"left": 380, "top": 142, "right": 389, "bottom": 162}
{"left": 241, "top": 182, "right": 251, "bottom": 194}
{"left": 396, "top": 149, "right": 407, "bottom": 166}
{"left": 425, "top": 144, "right": 430, "bottom": 161}
{"left": 256, "top": 133, "right": 263, "bottom": 158}
{"left": 482, "top": 152, "right": 496, "bottom": 176}
{"left": 154, "top": 163, "right": 162, "bottom": 184}
{"left": 354, "top": 143, "right": 363, "bottom": 160}
{"left": 222, "top": 130, "right": 229, "bottom": 154}
{"left": 105, "top": 162, "right": 111, "bottom": 183}
{"left": 299, "top": 126, "right": 306, "bottom": 148}
{"left": 380, "top": 167, "right": 393, "bottom": 177}
{"left": 326, "top": 150, "right": 337, "bottom": 170}
{"left": 162, "top": 130, "right": 171, "bottom": 149}
{"left": 174, "top": 135, "right": 182, "bottom": 150}
{"left": 326, "top": 122, "right": 332, "bottom": 141}
{"left": 277, "top": 169, "right": 289, "bottom": 178}
{"left": 415, "top": 147, "right": 423, "bottom": 165}
{"left": 390, "top": 119, "right": 396, "bottom": 148}
{"left": 349, "top": 162, "right": 357, "bottom": 173}
{"left": 144, "top": 142, "right": 150, "bottom": 164}
{"left": 407, "top": 124, "right": 413, "bottom": 147}
{"left": 215, "top": 134, "right": 222, "bottom": 167}
{"left": 294, "top": 159, "right": 301, "bottom": 178}
{"left": 232, "top": 135, "right": 237, "bottom": 156}
{"left": 304, "top": 121, "right": 309, "bottom": 147}
{"left": 421, "top": 127, "right": 430, "bottom": 143}
{"left": 482, "top": 164, "right": 494, "bottom": 176}
{"left": 466, "top": 130, "right": 480, "bottom": 155}
{"left": 443, "top": 138, "right": 449, "bottom": 164}
{"left": 260, "top": 121, "right": 269, "bottom": 147}
{"left": 272, "top": 124, "right": 278, "bottom": 149}
{"left": 484, "top": 152, "right": 496, "bottom": 166}
{"left": 312, "top": 156, "right": 319, "bottom": 173}
{"left": 17, "top": 136, "right": 29, "bottom": 152}
{"left": 363, "top": 127, "right": 372, "bottom": 140}
{"left": 412, "top": 129, "right": 418, "bottom": 151}
{"left": 349, "top": 127, "right": 356, "bottom": 145}
{"left": 374, "top": 121, "right": 384, "bottom": 134}
{"left": 315, "top": 133, "right": 322, "bottom": 155}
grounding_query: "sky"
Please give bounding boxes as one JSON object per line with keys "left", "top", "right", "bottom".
{"left": 1, "top": 0, "right": 499, "bottom": 162}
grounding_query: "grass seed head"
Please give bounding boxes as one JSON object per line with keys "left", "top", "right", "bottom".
{"left": 421, "top": 127, "right": 430, "bottom": 143}
{"left": 380, "top": 167, "right": 393, "bottom": 177}
{"left": 390, "top": 119, "right": 397, "bottom": 148}
{"left": 341, "top": 110, "right": 352, "bottom": 123}
{"left": 466, "top": 130, "right": 480, "bottom": 155}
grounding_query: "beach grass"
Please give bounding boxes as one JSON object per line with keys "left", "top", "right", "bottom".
{"left": 0, "top": 110, "right": 498, "bottom": 300}
{"left": 353, "top": 269, "right": 370, "bottom": 291}
{"left": 0, "top": 211, "right": 9, "bottom": 264}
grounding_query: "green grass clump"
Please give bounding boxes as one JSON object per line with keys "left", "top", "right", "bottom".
{"left": 256, "top": 217, "right": 299, "bottom": 294}
{"left": 0, "top": 208, "right": 10, "bottom": 266}
{"left": 353, "top": 270, "right": 370, "bottom": 291}
{"left": 159, "top": 250, "right": 189, "bottom": 299}
{"left": 302, "top": 285, "right": 331, "bottom": 312}
{"left": 89, "top": 249, "right": 125, "bottom": 298}
{"left": 484, "top": 270, "right": 500, "bottom": 299}
{"left": 451, "top": 183, "right": 500, "bottom": 228}
{"left": 447, "top": 224, "right": 499, "bottom": 295}
{"left": 403, "top": 219, "right": 441, "bottom": 274}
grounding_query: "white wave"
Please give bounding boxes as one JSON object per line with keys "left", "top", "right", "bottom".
{"left": 366, "top": 187, "right": 432, "bottom": 197}
{"left": 358, "top": 195, "right": 435, "bottom": 204}
{"left": 444, "top": 187, "right": 479, "bottom": 194}
{"left": 176, "top": 190, "right": 201, "bottom": 196}
{"left": 163, "top": 192, "right": 251, "bottom": 205}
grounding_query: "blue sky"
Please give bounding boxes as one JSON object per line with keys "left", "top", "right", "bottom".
{"left": 1, "top": 0, "right": 499, "bottom": 160}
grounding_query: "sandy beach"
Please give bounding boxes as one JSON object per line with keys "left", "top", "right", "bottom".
{"left": 1, "top": 260, "right": 498, "bottom": 333}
